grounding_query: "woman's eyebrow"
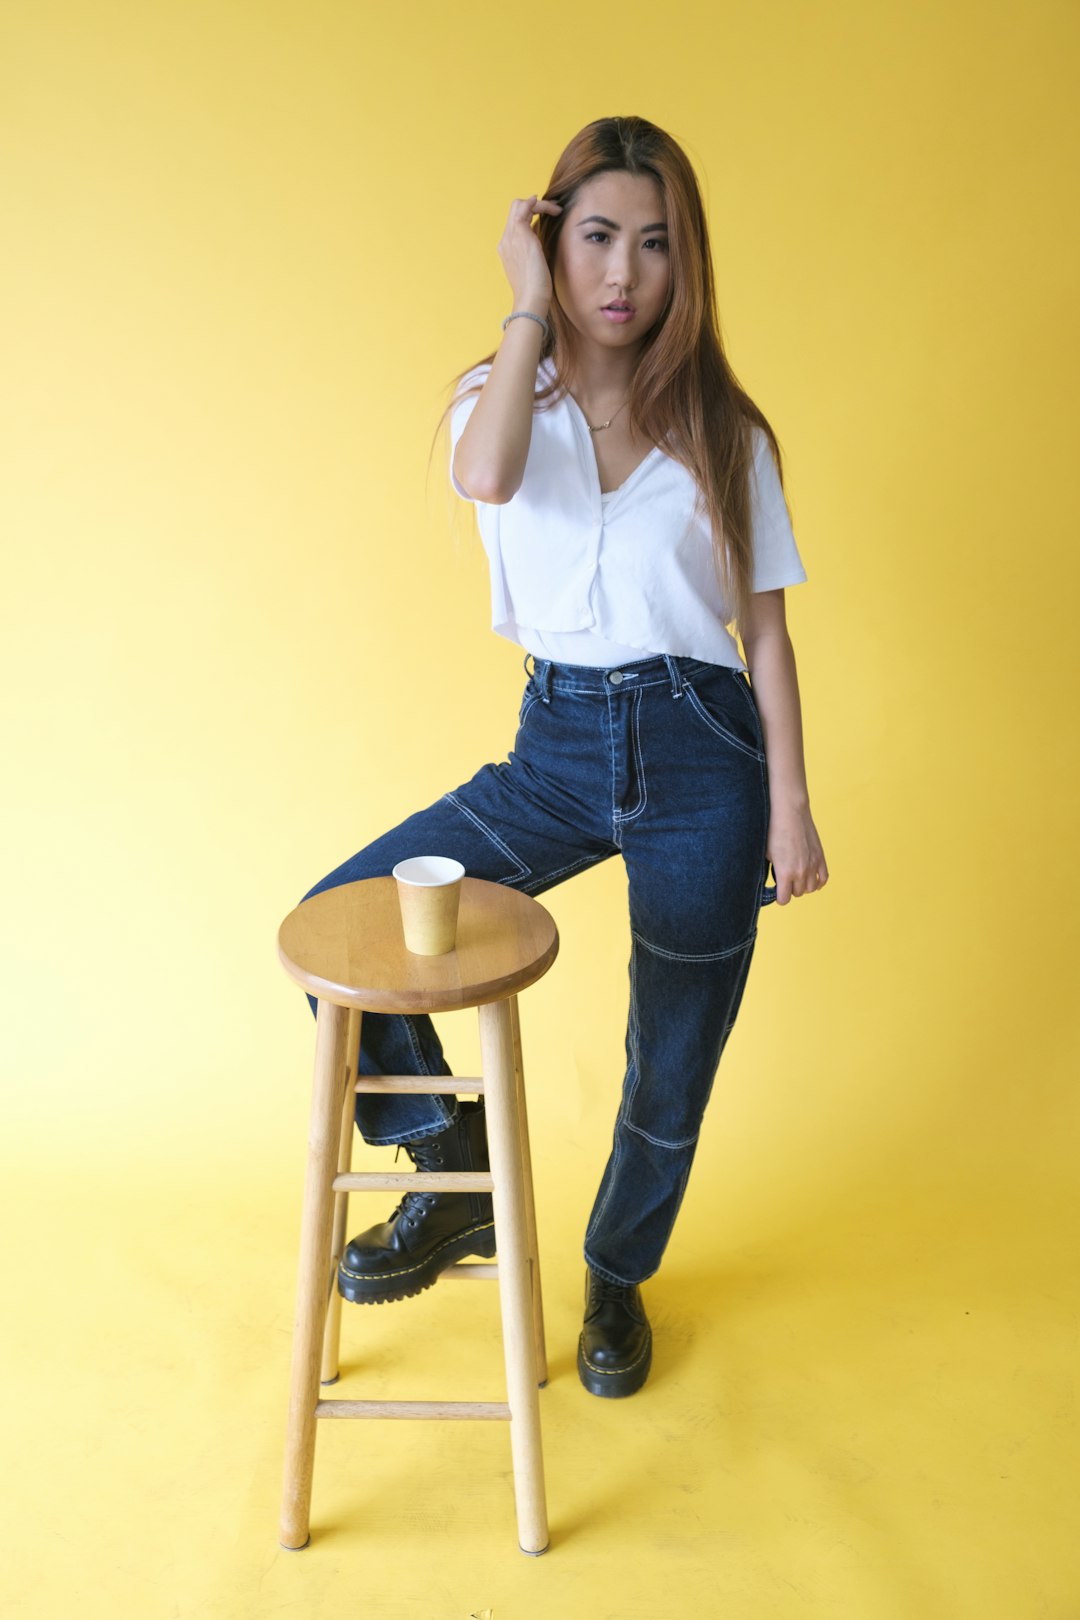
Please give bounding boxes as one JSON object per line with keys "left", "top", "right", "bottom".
{"left": 577, "top": 214, "right": 669, "bottom": 232}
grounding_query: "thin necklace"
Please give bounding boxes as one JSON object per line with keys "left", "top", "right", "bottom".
{"left": 567, "top": 389, "right": 629, "bottom": 433}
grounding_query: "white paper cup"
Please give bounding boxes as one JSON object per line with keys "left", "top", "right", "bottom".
{"left": 392, "top": 857, "right": 466, "bottom": 955}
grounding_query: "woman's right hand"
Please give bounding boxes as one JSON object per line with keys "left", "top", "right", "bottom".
{"left": 497, "top": 194, "right": 562, "bottom": 311}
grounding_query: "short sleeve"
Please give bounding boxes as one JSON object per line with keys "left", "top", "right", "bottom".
{"left": 750, "top": 427, "right": 808, "bottom": 591}
{"left": 449, "top": 364, "right": 492, "bottom": 502}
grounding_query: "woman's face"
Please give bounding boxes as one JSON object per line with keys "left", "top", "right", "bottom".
{"left": 552, "top": 169, "right": 671, "bottom": 351}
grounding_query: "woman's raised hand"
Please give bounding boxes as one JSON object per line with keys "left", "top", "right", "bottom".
{"left": 497, "top": 194, "right": 563, "bottom": 312}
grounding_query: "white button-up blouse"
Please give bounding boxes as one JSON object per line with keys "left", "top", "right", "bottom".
{"left": 449, "top": 355, "right": 808, "bottom": 673}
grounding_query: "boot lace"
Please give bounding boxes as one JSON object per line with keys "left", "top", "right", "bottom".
{"left": 590, "top": 1273, "right": 634, "bottom": 1307}
{"left": 391, "top": 1136, "right": 445, "bottom": 1230}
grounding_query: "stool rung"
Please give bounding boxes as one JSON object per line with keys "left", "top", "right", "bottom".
{"left": 315, "top": 1399, "right": 510, "bottom": 1421}
{"left": 354, "top": 1076, "right": 484, "bottom": 1094}
{"left": 444, "top": 1263, "right": 498, "bottom": 1280}
{"left": 332, "top": 1171, "right": 494, "bottom": 1193}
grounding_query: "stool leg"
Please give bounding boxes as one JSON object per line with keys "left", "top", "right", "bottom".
{"left": 508, "top": 994, "right": 548, "bottom": 1387}
{"left": 321, "top": 1008, "right": 362, "bottom": 1385}
{"left": 280, "top": 997, "right": 352, "bottom": 1550}
{"left": 479, "top": 999, "right": 549, "bottom": 1556}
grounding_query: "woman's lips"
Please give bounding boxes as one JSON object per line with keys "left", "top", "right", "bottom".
{"left": 601, "top": 306, "right": 636, "bottom": 323}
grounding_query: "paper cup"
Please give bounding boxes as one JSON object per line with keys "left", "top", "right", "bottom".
{"left": 392, "top": 857, "right": 466, "bottom": 955}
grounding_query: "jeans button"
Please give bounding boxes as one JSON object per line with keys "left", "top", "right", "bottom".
{"left": 609, "top": 670, "right": 623, "bottom": 685}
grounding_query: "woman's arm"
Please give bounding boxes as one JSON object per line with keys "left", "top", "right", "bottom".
{"left": 740, "top": 588, "right": 829, "bottom": 903}
{"left": 453, "top": 194, "right": 562, "bottom": 504}
{"left": 453, "top": 312, "right": 549, "bottom": 503}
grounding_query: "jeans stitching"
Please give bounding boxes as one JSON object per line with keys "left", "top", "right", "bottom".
{"left": 606, "top": 695, "right": 620, "bottom": 845}
{"left": 540, "top": 658, "right": 741, "bottom": 699}
{"left": 402, "top": 1015, "right": 437, "bottom": 1076}
{"left": 622, "top": 940, "right": 643, "bottom": 1117}
{"left": 670, "top": 1160, "right": 694, "bottom": 1228}
{"left": 584, "top": 1112, "right": 625, "bottom": 1253}
{"left": 622, "top": 1116, "right": 699, "bottom": 1151}
{"left": 683, "top": 683, "right": 766, "bottom": 762}
{"left": 630, "top": 926, "right": 757, "bottom": 963}
{"left": 554, "top": 675, "right": 672, "bottom": 695}
{"left": 442, "top": 791, "right": 532, "bottom": 878}
{"left": 731, "top": 667, "right": 765, "bottom": 747}
{"left": 521, "top": 850, "right": 609, "bottom": 891}
{"left": 361, "top": 1118, "right": 451, "bottom": 1147}
{"left": 358, "top": 1021, "right": 455, "bottom": 1141}
{"left": 662, "top": 653, "right": 684, "bottom": 698}
{"left": 614, "top": 687, "right": 648, "bottom": 825}
{"left": 622, "top": 934, "right": 702, "bottom": 1149}
{"left": 756, "top": 754, "right": 774, "bottom": 909}
{"left": 582, "top": 1253, "right": 641, "bottom": 1288}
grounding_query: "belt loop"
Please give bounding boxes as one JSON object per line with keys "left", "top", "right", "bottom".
{"left": 524, "top": 650, "right": 551, "bottom": 702}
{"left": 663, "top": 654, "right": 685, "bottom": 698}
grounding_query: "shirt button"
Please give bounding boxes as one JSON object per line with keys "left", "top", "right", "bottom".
{"left": 609, "top": 671, "right": 623, "bottom": 685}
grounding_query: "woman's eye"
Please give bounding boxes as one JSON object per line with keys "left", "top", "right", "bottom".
{"left": 584, "top": 231, "right": 668, "bottom": 251}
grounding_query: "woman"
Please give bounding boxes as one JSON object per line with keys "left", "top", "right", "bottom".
{"left": 301, "top": 115, "right": 829, "bottom": 1399}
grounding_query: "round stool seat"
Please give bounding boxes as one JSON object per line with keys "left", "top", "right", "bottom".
{"left": 278, "top": 876, "right": 559, "bottom": 1014}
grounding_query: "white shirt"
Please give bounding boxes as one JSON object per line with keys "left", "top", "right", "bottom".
{"left": 449, "top": 355, "right": 808, "bottom": 672}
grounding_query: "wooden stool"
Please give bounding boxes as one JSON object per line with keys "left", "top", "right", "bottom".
{"left": 276, "top": 875, "right": 559, "bottom": 1556}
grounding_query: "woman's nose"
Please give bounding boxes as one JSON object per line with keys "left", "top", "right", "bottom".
{"left": 608, "top": 257, "right": 637, "bottom": 291}
{"left": 608, "top": 252, "right": 641, "bottom": 291}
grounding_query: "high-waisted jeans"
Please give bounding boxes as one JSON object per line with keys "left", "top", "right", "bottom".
{"left": 300, "top": 651, "right": 776, "bottom": 1287}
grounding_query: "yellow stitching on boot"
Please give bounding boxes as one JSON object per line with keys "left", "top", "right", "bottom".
{"left": 579, "top": 1333, "right": 652, "bottom": 1375}
{"left": 339, "top": 1220, "right": 496, "bottom": 1282}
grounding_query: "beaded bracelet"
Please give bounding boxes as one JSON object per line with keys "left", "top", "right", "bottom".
{"left": 502, "top": 310, "right": 550, "bottom": 339}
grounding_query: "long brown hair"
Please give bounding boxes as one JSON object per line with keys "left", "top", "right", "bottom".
{"left": 433, "top": 114, "right": 793, "bottom": 634}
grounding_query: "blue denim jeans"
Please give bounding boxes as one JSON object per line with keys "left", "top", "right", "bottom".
{"left": 300, "top": 652, "right": 775, "bottom": 1286}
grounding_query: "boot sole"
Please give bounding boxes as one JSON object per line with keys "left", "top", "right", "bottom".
{"left": 576, "top": 1331, "right": 653, "bottom": 1398}
{"left": 338, "top": 1221, "right": 497, "bottom": 1305}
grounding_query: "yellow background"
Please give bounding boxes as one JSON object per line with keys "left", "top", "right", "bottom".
{"left": 2, "top": 2, "right": 1078, "bottom": 1615}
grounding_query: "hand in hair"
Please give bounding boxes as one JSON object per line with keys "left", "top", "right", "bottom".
{"left": 498, "top": 194, "right": 562, "bottom": 314}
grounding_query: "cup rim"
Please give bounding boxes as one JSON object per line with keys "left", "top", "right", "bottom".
{"left": 392, "top": 856, "right": 466, "bottom": 888}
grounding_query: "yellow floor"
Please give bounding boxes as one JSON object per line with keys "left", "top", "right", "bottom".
{"left": 6, "top": 1118, "right": 1076, "bottom": 1620}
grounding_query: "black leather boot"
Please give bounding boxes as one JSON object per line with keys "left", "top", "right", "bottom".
{"left": 337, "top": 1100, "right": 496, "bottom": 1304}
{"left": 577, "top": 1266, "right": 653, "bottom": 1397}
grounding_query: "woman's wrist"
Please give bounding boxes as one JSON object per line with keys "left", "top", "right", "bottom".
{"left": 507, "top": 290, "right": 551, "bottom": 317}
{"left": 502, "top": 307, "right": 551, "bottom": 341}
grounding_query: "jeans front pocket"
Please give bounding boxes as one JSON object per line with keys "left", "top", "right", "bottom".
{"left": 729, "top": 668, "right": 766, "bottom": 748}
{"left": 517, "top": 679, "right": 541, "bottom": 730}
{"left": 682, "top": 674, "right": 766, "bottom": 761}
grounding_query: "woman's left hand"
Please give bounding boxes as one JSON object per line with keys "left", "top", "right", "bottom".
{"left": 765, "top": 805, "right": 829, "bottom": 904}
